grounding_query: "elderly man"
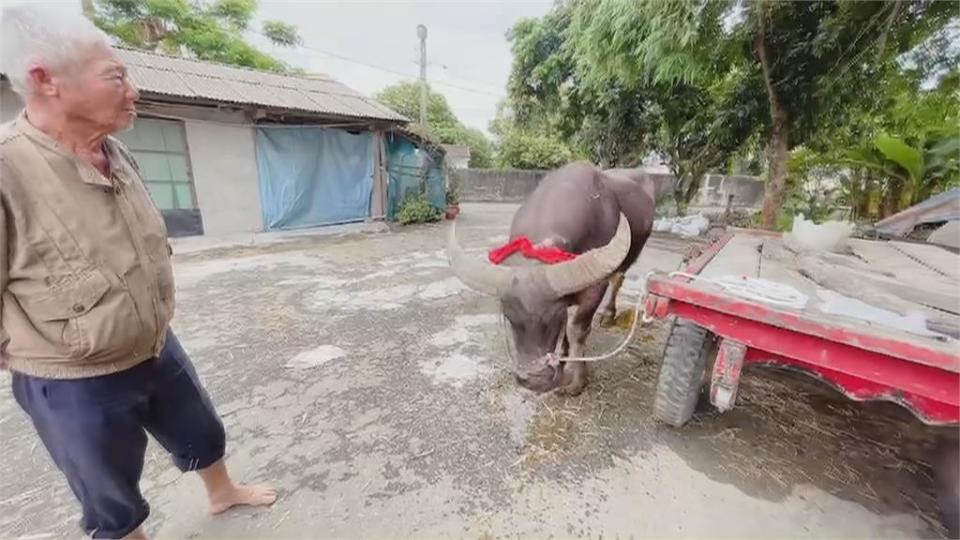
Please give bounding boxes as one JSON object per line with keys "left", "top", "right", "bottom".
{"left": 0, "top": 6, "right": 275, "bottom": 539}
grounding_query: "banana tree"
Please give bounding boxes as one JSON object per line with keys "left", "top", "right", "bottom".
{"left": 844, "top": 132, "right": 960, "bottom": 216}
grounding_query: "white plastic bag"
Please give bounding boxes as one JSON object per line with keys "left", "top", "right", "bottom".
{"left": 653, "top": 213, "right": 710, "bottom": 237}
{"left": 789, "top": 213, "right": 854, "bottom": 252}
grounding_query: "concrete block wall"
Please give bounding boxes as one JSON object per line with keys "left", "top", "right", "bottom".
{"left": 457, "top": 167, "right": 763, "bottom": 209}
{"left": 456, "top": 168, "right": 547, "bottom": 202}
{"left": 698, "top": 174, "right": 765, "bottom": 209}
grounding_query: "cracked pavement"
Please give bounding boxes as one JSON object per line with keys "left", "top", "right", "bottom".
{"left": 0, "top": 203, "right": 949, "bottom": 539}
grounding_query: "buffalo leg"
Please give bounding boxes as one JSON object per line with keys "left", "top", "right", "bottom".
{"left": 600, "top": 272, "right": 626, "bottom": 327}
{"left": 559, "top": 282, "right": 608, "bottom": 396}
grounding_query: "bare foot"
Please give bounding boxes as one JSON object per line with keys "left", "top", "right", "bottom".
{"left": 122, "top": 527, "right": 149, "bottom": 540}
{"left": 208, "top": 484, "right": 277, "bottom": 515}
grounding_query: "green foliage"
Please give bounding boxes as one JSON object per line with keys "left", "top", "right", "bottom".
{"left": 261, "top": 20, "right": 301, "bottom": 47}
{"left": 375, "top": 82, "right": 493, "bottom": 169}
{"left": 459, "top": 127, "right": 494, "bottom": 168}
{"left": 92, "top": 0, "right": 300, "bottom": 72}
{"left": 396, "top": 195, "right": 442, "bottom": 225}
{"left": 503, "top": 4, "right": 640, "bottom": 167}
{"left": 843, "top": 131, "right": 960, "bottom": 214}
{"left": 445, "top": 167, "right": 461, "bottom": 205}
{"left": 502, "top": 0, "right": 958, "bottom": 224}
{"left": 496, "top": 131, "right": 573, "bottom": 170}
{"left": 375, "top": 82, "right": 459, "bottom": 132}
{"left": 503, "top": 0, "right": 761, "bottom": 206}
{"left": 783, "top": 147, "right": 848, "bottom": 224}
{"left": 569, "top": 0, "right": 729, "bottom": 89}
{"left": 874, "top": 134, "right": 924, "bottom": 183}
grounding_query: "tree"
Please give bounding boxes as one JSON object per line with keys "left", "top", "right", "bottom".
{"left": 375, "top": 81, "right": 494, "bottom": 168}
{"left": 733, "top": 0, "right": 956, "bottom": 228}
{"left": 496, "top": 131, "right": 573, "bottom": 170}
{"left": 375, "top": 81, "right": 459, "bottom": 132}
{"left": 459, "top": 127, "right": 494, "bottom": 168}
{"left": 802, "top": 57, "right": 960, "bottom": 220}
{"left": 90, "top": 0, "right": 301, "bottom": 72}
{"left": 504, "top": 0, "right": 761, "bottom": 210}
{"left": 504, "top": 4, "right": 624, "bottom": 166}
{"left": 646, "top": 79, "right": 764, "bottom": 213}
{"left": 503, "top": 0, "right": 957, "bottom": 224}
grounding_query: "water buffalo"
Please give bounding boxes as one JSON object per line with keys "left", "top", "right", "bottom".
{"left": 447, "top": 161, "right": 655, "bottom": 395}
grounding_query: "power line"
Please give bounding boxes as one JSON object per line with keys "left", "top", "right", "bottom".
{"left": 249, "top": 30, "right": 504, "bottom": 98}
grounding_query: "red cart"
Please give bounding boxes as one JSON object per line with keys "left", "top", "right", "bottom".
{"left": 642, "top": 230, "right": 960, "bottom": 535}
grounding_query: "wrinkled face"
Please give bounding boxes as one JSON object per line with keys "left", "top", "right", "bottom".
{"left": 501, "top": 287, "right": 568, "bottom": 392}
{"left": 41, "top": 42, "right": 140, "bottom": 133}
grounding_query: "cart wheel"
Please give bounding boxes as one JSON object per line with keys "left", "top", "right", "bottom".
{"left": 654, "top": 318, "right": 717, "bottom": 427}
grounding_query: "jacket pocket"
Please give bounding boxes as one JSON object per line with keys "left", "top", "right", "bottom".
{"left": 18, "top": 269, "right": 143, "bottom": 359}
{"left": 26, "top": 270, "right": 110, "bottom": 322}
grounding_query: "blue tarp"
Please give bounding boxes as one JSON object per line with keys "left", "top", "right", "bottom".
{"left": 385, "top": 133, "right": 446, "bottom": 221}
{"left": 255, "top": 127, "right": 375, "bottom": 230}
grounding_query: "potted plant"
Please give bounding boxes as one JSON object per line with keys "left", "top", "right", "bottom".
{"left": 445, "top": 169, "right": 461, "bottom": 220}
{"left": 445, "top": 189, "right": 460, "bottom": 219}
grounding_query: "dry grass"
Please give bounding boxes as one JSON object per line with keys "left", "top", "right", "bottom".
{"left": 498, "top": 316, "right": 947, "bottom": 535}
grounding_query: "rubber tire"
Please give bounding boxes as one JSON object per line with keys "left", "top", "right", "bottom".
{"left": 654, "top": 318, "right": 716, "bottom": 427}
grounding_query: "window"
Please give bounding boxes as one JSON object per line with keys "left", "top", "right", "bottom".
{"left": 116, "top": 118, "right": 196, "bottom": 210}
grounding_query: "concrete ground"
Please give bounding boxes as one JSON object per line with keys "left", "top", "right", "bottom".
{"left": 0, "top": 203, "right": 951, "bottom": 539}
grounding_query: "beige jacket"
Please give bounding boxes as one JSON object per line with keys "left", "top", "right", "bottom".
{"left": 0, "top": 112, "right": 175, "bottom": 379}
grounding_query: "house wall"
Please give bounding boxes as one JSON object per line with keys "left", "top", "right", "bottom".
{"left": 448, "top": 156, "right": 470, "bottom": 169}
{"left": 0, "top": 87, "right": 265, "bottom": 236}
{"left": 138, "top": 104, "right": 264, "bottom": 236}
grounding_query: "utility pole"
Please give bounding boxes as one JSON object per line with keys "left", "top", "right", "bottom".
{"left": 417, "top": 24, "right": 428, "bottom": 131}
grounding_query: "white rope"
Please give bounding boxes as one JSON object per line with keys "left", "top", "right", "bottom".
{"left": 668, "top": 271, "right": 809, "bottom": 310}
{"left": 497, "top": 272, "right": 658, "bottom": 369}
{"left": 546, "top": 271, "right": 658, "bottom": 365}
{"left": 499, "top": 269, "right": 807, "bottom": 370}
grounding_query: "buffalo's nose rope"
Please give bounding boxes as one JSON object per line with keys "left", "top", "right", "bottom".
{"left": 498, "top": 271, "right": 658, "bottom": 366}
{"left": 569, "top": 270, "right": 657, "bottom": 363}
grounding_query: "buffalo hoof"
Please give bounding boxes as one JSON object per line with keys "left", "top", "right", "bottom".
{"left": 556, "top": 381, "right": 587, "bottom": 396}
{"left": 555, "top": 368, "right": 588, "bottom": 396}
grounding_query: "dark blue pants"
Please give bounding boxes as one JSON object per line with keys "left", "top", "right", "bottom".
{"left": 12, "top": 328, "right": 226, "bottom": 539}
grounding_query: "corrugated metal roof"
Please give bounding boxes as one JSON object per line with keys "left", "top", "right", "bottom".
{"left": 116, "top": 48, "right": 407, "bottom": 123}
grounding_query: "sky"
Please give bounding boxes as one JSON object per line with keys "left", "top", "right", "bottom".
{"left": 8, "top": 0, "right": 552, "bottom": 137}
{"left": 248, "top": 1, "right": 552, "bottom": 136}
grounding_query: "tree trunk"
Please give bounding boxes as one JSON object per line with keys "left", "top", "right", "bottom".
{"left": 863, "top": 173, "right": 881, "bottom": 219}
{"left": 673, "top": 175, "right": 690, "bottom": 216}
{"left": 853, "top": 170, "right": 872, "bottom": 221}
{"left": 883, "top": 176, "right": 905, "bottom": 217}
{"left": 756, "top": 7, "right": 791, "bottom": 230}
{"left": 761, "top": 123, "right": 789, "bottom": 229}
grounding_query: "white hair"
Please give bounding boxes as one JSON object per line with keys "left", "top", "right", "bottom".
{"left": 0, "top": 4, "right": 112, "bottom": 96}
